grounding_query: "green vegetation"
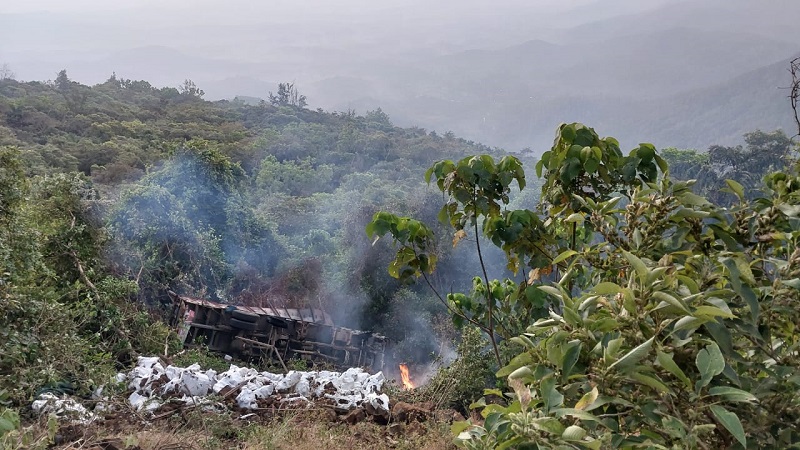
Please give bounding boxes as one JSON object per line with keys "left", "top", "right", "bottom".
{"left": 0, "top": 73, "right": 496, "bottom": 411}
{"left": 2, "top": 68, "right": 799, "bottom": 449}
{"left": 663, "top": 129, "right": 796, "bottom": 205}
{"left": 373, "top": 122, "right": 800, "bottom": 448}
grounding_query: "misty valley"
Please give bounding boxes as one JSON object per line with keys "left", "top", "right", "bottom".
{"left": 2, "top": 1, "right": 800, "bottom": 449}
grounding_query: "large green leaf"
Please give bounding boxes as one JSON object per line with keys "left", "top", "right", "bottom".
{"left": 561, "top": 157, "right": 583, "bottom": 184}
{"left": 651, "top": 291, "right": 691, "bottom": 314}
{"left": 531, "top": 417, "right": 565, "bottom": 435}
{"left": 508, "top": 366, "right": 533, "bottom": 380}
{"left": 709, "top": 405, "right": 746, "bottom": 447}
{"left": 0, "top": 416, "right": 16, "bottom": 433}
{"left": 693, "top": 305, "right": 736, "bottom": 319}
{"left": 622, "top": 250, "right": 649, "bottom": 280}
{"left": 552, "top": 249, "right": 578, "bottom": 265}
{"left": 541, "top": 376, "right": 564, "bottom": 413}
{"left": 696, "top": 342, "right": 724, "bottom": 392}
{"left": 450, "top": 420, "right": 472, "bottom": 435}
{"left": 592, "top": 282, "right": 623, "bottom": 295}
{"left": 497, "top": 352, "right": 534, "bottom": 378}
{"left": 574, "top": 386, "right": 599, "bottom": 411}
{"left": 561, "top": 341, "right": 582, "bottom": 381}
{"left": 630, "top": 370, "right": 672, "bottom": 394}
{"left": 562, "top": 425, "right": 587, "bottom": 441}
{"left": 609, "top": 337, "right": 654, "bottom": 370}
{"left": 724, "top": 179, "right": 745, "bottom": 201}
{"left": 721, "top": 257, "right": 759, "bottom": 322}
{"left": 708, "top": 386, "right": 757, "bottom": 404}
{"left": 656, "top": 350, "right": 691, "bottom": 389}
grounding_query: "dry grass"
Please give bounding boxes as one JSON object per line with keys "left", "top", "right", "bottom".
{"left": 41, "top": 407, "right": 456, "bottom": 450}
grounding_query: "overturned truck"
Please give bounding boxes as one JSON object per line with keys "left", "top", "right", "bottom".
{"left": 169, "top": 292, "right": 386, "bottom": 373}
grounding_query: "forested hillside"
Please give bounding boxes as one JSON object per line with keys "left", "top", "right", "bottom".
{"left": 5, "top": 1, "right": 797, "bottom": 155}
{"left": 0, "top": 73, "right": 515, "bottom": 404}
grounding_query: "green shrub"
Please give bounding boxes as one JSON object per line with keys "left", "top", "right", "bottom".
{"left": 172, "top": 345, "right": 232, "bottom": 373}
{"left": 373, "top": 124, "right": 800, "bottom": 448}
{"left": 0, "top": 148, "right": 177, "bottom": 404}
{"left": 420, "top": 326, "right": 494, "bottom": 411}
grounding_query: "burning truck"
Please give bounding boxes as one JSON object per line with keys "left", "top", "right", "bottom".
{"left": 168, "top": 291, "right": 387, "bottom": 373}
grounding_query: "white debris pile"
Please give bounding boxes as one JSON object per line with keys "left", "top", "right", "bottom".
{"left": 122, "top": 356, "right": 390, "bottom": 415}
{"left": 31, "top": 393, "right": 97, "bottom": 424}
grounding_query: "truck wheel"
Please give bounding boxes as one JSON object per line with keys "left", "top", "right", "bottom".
{"left": 231, "top": 309, "right": 259, "bottom": 322}
{"left": 230, "top": 318, "right": 258, "bottom": 331}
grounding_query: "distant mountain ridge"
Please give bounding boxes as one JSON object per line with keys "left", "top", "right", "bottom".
{"left": 3, "top": 0, "right": 798, "bottom": 152}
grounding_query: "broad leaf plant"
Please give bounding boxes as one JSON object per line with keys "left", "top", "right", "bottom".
{"left": 368, "top": 123, "right": 800, "bottom": 448}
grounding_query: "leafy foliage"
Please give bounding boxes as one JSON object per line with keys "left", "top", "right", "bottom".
{"left": 0, "top": 74, "right": 504, "bottom": 412}
{"left": 373, "top": 123, "right": 800, "bottom": 448}
{"left": 536, "top": 123, "right": 666, "bottom": 216}
{"left": 0, "top": 147, "right": 176, "bottom": 404}
{"left": 664, "top": 129, "right": 795, "bottom": 205}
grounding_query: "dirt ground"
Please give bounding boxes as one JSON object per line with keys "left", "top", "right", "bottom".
{"left": 22, "top": 403, "right": 458, "bottom": 450}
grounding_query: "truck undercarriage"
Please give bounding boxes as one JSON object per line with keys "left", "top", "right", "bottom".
{"left": 169, "top": 291, "right": 386, "bottom": 372}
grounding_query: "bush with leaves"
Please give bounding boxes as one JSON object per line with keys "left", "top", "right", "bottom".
{"left": 371, "top": 123, "right": 800, "bottom": 448}
{"left": 419, "top": 326, "right": 495, "bottom": 412}
{"left": 0, "top": 147, "right": 178, "bottom": 405}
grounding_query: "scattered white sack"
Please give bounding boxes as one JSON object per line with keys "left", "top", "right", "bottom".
{"left": 92, "top": 386, "right": 104, "bottom": 399}
{"left": 160, "top": 377, "right": 181, "bottom": 395}
{"left": 311, "top": 371, "right": 338, "bottom": 396}
{"left": 143, "top": 398, "right": 162, "bottom": 413}
{"left": 333, "top": 368, "right": 362, "bottom": 392}
{"left": 180, "top": 369, "right": 214, "bottom": 397}
{"left": 366, "top": 392, "right": 390, "bottom": 412}
{"left": 32, "top": 393, "right": 96, "bottom": 424}
{"left": 259, "top": 371, "right": 284, "bottom": 383}
{"left": 236, "top": 389, "right": 258, "bottom": 409}
{"left": 91, "top": 386, "right": 114, "bottom": 413}
{"left": 120, "top": 357, "right": 390, "bottom": 415}
{"left": 326, "top": 392, "right": 362, "bottom": 412}
{"left": 363, "top": 372, "right": 385, "bottom": 394}
{"left": 294, "top": 373, "right": 313, "bottom": 397}
{"left": 213, "top": 365, "right": 258, "bottom": 393}
{"left": 137, "top": 356, "right": 160, "bottom": 369}
{"left": 128, "top": 392, "right": 148, "bottom": 410}
{"left": 163, "top": 365, "right": 183, "bottom": 384}
{"left": 275, "top": 371, "right": 302, "bottom": 392}
{"left": 280, "top": 394, "right": 310, "bottom": 405}
{"left": 252, "top": 384, "right": 274, "bottom": 399}
{"left": 181, "top": 395, "right": 213, "bottom": 407}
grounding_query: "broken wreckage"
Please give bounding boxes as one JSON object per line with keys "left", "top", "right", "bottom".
{"left": 169, "top": 291, "right": 387, "bottom": 373}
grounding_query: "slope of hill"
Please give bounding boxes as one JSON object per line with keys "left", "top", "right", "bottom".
{"left": 323, "top": 33, "right": 797, "bottom": 153}
{"left": 620, "top": 55, "right": 800, "bottom": 149}
{"left": 3, "top": 0, "right": 797, "bottom": 154}
{"left": 0, "top": 74, "right": 510, "bottom": 360}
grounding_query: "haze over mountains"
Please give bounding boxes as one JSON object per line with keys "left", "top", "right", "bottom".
{"left": 2, "top": 0, "right": 797, "bottom": 153}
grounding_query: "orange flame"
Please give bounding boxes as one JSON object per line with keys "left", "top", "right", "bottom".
{"left": 399, "top": 363, "right": 415, "bottom": 390}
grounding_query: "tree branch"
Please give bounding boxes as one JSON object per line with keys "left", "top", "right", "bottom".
{"left": 790, "top": 57, "right": 800, "bottom": 138}
{"left": 475, "top": 217, "right": 503, "bottom": 368}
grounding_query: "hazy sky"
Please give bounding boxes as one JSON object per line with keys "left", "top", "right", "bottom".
{"left": 1, "top": 0, "right": 149, "bottom": 13}
{"left": 1, "top": 0, "right": 589, "bottom": 14}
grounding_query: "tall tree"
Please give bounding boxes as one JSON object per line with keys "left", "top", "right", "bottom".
{"left": 268, "top": 82, "right": 307, "bottom": 108}
{"left": 55, "top": 69, "right": 71, "bottom": 91}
